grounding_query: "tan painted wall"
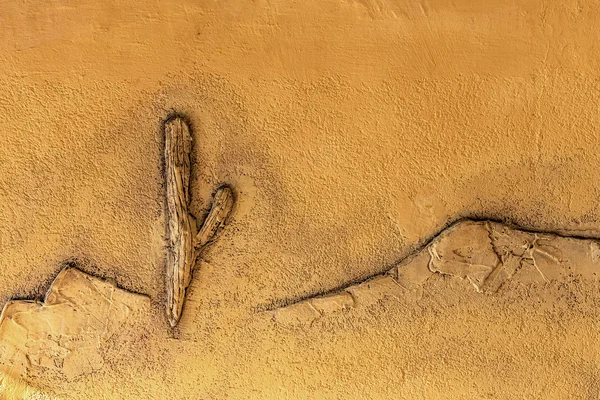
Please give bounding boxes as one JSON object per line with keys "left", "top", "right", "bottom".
{"left": 1, "top": 1, "right": 600, "bottom": 398}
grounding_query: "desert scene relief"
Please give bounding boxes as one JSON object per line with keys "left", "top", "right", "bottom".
{"left": 1, "top": 1, "right": 600, "bottom": 399}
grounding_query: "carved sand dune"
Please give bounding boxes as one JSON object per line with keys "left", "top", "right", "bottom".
{"left": 270, "top": 220, "right": 600, "bottom": 325}
{"left": 0, "top": 268, "right": 150, "bottom": 382}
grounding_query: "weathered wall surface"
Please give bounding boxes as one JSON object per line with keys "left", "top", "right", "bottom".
{"left": 1, "top": 1, "right": 600, "bottom": 398}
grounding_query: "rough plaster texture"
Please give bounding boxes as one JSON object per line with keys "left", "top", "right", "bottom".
{"left": 1, "top": 0, "right": 600, "bottom": 398}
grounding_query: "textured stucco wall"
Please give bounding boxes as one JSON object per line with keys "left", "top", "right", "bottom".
{"left": 1, "top": 1, "right": 600, "bottom": 398}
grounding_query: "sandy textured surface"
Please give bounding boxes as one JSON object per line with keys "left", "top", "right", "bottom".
{"left": 1, "top": 0, "right": 600, "bottom": 398}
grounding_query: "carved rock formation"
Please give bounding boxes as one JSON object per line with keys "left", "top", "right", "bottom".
{"left": 270, "top": 220, "right": 600, "bottom": 325}
{"left": 0, "top": 267, "right": 150, "bottom": 381}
